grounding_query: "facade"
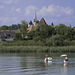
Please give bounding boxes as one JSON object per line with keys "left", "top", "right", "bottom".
{"left": 0, "top": 30, "right": 19, "bottom": 41}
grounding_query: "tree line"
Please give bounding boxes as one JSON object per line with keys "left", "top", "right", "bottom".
{"left": 0, "top": 20, "right": 75, "bottom": 46}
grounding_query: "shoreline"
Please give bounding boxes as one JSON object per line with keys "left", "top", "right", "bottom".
{"left": 0, "top": 46, "right": 75, "bottom": 53}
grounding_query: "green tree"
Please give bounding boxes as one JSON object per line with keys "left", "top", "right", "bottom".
{"left": 27, "top": 30, "right": 35, "bottom": 40}
{"left": 33, "top": 36, "right": 42, "bottom": 42}
{"left": 14, "top": 33, "right": 22, "bottom": 40}
{"left": 0, "top": 25, "right": 12, "bottom": 30}
{"left": 29, "top": 20, "right": 33, "bottom": 25}
{"left": 64, "top": 27, "right": 75, "bottom": 40}
{"left": 20, "top": 20, "right": 28, "bottom": 39}
{"left": 55, "top": 24, "right": 67, "bottom": 35}
{"left": 10, "top": 24, "right": 21, "bottom": 30}
{"left": 46, "top": 35, "right": 64, "bottom": 46}
{"left": 55, "top": 24, "right": 75, "bottom": 40}
{"left": 35, "top": 25, "right": 56, "bottom": 38}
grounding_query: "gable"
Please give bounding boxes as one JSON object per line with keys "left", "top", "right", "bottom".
{"left": 38, "top": 18, "right": 47, "bottom": 26}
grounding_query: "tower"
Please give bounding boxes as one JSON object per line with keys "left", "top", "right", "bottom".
{"left": 34, "top": 9, "right": 38, "bottom": 26}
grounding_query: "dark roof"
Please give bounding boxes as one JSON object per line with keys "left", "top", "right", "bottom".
{"left": 0, "top": 30, "right": 17, "bottom": 37}
{"left": 38, "top": 18, "right": 47, "bottom": 26}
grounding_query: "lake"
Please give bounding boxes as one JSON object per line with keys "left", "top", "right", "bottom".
{"left": 0, "top": 53, "right": 75, "bottom": 75}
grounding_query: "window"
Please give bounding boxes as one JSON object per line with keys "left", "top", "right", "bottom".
{"left": 6, "top": 34, "right": 10, "bottom": 37}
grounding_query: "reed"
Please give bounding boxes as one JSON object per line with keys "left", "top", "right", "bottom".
{"left": 0, "top": 46, "right": 75, "bottom": 53}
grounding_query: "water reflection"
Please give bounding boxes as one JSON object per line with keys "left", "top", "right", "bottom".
{"left": 44, "top": 61, "right": 52, "bottom": 67}
{"left": 61, "top": 64, "right": 68, "bottom": 75}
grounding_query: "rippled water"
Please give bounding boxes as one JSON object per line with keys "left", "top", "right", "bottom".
{"left": 0, "top": 53, "right": 75, "bottom": 75}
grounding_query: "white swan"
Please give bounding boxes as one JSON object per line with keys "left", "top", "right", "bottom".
{"left": 44, "top": 57, "right": 52, "bottom": 61}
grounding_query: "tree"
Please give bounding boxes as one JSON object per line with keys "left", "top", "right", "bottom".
{"left": 0, "top": 25, "right": 12, "bottom": 30}
{"left": 14, "top": 33, "right": 22, "bottom": 40}
{"left": 55, "top": 24, "right": 75, "bottom": 40}
{"left": 27, "top": 30, "right": 35, "bottom": 40}
{"left": 51, "top": 22, "right": 54, "bottom": 26}
{"left": 20, "top": 20, "right": 28, "bottom": 39}
{"left": 35, "top": 25, "right": 56, "bottom": 38}
{"left": 29, "top": 20, "right": 33, "bottom": 25}
{"left": 46, "top": 35, "right": 64, "bottom": 46}
{"left": 55, "top": 24, "right": 67, "bottom": 35}
{"left": 10, "top": 24, "right": 21, "bottom": 30}
{"left": 64, "top": 27, "right": 75, "bottom": 40}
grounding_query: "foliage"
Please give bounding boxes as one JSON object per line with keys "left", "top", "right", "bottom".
{"left": 35, "top": 25, "right": 56, "bottom": 38}
{"left": 20, "top": 20, "right": 28, "bottom": 38}
{"left": 46, "top": 35, "right": 64, "bottom": 46}
{"left": 55, "top": 24, "right": 75, "bottom": 40}
{"left": 64, "top": 27, "right": 75, "bottom": 40}
{"left": 10, "top": 24, "right": 21, "bottom": 30}
{"left": 27, "top": 30, "right": 35, "bottom": 40}
{"left": 63, "top": 39, "right": 71, "bottom": 46}
{"left": 14, "top": 33, "right": 22, "bottom": 40}
{"left": 0, "top": 45, "right": 75, "bottom": 53}
{"left": 55, "top": 24, "right": 67, "bottom": 35}
{"left": 0, "top": 25, "right": 12, "bottom": 30}
{"left": 0, "top": 22, "right": 75, "bottom": 47}
{"left": 33, "top": 36, "right": 42, "bottom": 42}
{"left": 29, "top": 20, "right": 33, "bottom": 25}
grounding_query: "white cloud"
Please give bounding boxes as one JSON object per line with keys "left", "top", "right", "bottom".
{"left": 63, "top": 7, "right": 73, "bottom": 15}
{"left": 38, "top": 4, "right": 74, "bottom": 16}
{"left": 11, "top": 7, "right": 21, "bottom": 14}
{"left": 16, "top": 8, "right": 21, "bottom": 13}
{"left": 25, "top": 4, "right": 74, "bottom": 17}
{"left": 25, "top": 5, "right": 37, "bottom": 15}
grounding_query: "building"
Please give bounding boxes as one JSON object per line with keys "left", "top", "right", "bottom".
{"left": 27, "top": 18, "right": 47, "bottom": 32}
{"left": 34, "top": 11, "right": 39, "bottom": 26}
{"left": 38, "top": 18, "right": 47, "bottom": 26}
{"left": 27, "top": 11, "right": 47, "bottom": 32}
{"left": 0, "top": 30, "right": 20, "bottom": 41}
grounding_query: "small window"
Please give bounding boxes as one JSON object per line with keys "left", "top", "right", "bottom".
{"left": 6, "top": 34, "right": 10, "bottom": 37}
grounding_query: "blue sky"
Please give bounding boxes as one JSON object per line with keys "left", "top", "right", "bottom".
{"left": 0, "top": 0, "right": 75, "bottom": 27}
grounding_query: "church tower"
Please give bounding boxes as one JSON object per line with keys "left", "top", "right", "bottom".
{"left": 34, "top": 9, "right": 38, "bottom": 26}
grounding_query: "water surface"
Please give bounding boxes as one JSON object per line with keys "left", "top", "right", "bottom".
{"left": 0, "top": 53, "right": 75, "bottom": 75}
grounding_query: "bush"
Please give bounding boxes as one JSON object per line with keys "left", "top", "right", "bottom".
{"left": 63, "top": 39, "right": 71, "bottom": 46}
{"left": 0, "top": 46, "right": 75, "bottom": 53}
{"left": 46, "top": 35, "right": 64, "bottom": 46}
{"left": 33, "top": 36, "right": 42, "bottom": 42}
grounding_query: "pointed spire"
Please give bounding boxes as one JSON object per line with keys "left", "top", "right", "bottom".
{"left": 34, "top": 9, "right": 38, "bottom": 26}
{"left": 34, "top": 9, "right": 37, "bottom": 22}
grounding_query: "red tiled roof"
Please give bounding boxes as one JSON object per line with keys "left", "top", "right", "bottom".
{"left": 27, "top": 25, "right": 37, "bottom": 32}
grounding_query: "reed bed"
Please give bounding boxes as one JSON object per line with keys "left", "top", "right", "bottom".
{"left": 0, "top": 46, "right": 75, "bottom": 53}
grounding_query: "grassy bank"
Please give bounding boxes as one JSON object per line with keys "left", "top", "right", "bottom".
{"left": 0, "top": 46, "right": 75, "bottom": 53}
